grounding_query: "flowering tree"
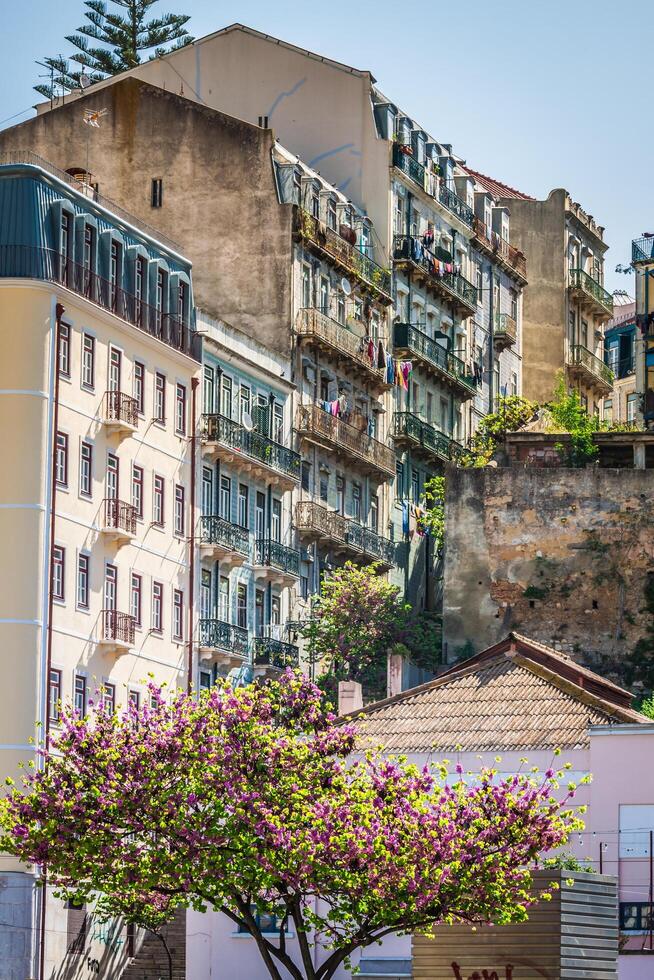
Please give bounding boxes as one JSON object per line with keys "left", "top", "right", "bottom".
{"left": 1, "top": 674, "right": 582, "bottom": 980}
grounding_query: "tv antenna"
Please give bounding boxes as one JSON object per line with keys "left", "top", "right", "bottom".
{"left": 36, "top": 57, "right": 67, "bottom": 111}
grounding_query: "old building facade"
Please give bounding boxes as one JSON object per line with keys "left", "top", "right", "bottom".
{"left": 602, "top": 295, "right": 637, "bottom": 424}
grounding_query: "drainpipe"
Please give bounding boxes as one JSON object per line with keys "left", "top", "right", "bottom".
{"left": 488, "top": 262, "right": 495, "bottom": 413}
{"left": 645, "top": 271, "right": 650, "bottom": 428}
{"left": 39, "top": 301, "right": 65, "bottom": 980}
{"left": 187, "top": 376, "right": 199, "bottom": 693}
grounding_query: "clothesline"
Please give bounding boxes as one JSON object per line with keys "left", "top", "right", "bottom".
{"left": 359, "top": 333, "right": 413, "bottom": 390}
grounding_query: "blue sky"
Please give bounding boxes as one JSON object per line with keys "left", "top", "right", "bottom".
{"left": 1, "top": 0, "right": 651, "bottom": 292}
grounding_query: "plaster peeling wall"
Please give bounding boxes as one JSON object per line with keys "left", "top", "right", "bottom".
{"left": 443, "top": 467, "right": 654, "bottom": 690}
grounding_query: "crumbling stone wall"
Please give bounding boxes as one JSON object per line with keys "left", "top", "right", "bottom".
{"left": 443, "top": 467, "right": 654, "bottom": 692}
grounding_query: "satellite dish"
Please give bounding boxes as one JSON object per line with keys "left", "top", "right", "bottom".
{"left": 242, "top": 411, "right": 254, "bottom": 432}
{"left": 341, "top": 278, "right": 352, "bottom": 296}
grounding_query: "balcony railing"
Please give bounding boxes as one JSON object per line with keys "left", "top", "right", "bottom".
{"left": 0, "top": 245, "right": 200, "bottom": 361}
{"left": 103, "top": 498, "right": 137, "bottom": 535}
{"left": 392, "top": 236, "right": 477, "bottom": 314}
{"left": 294, "top": 500, "right": 395, "bottom": 565}
{"left": 255, "top": 539, "right": 301, "bottom": 577}
{"left": 104, "top": 389, "right": 139, "bottom": 427}
{"left": 296, "top": 308, "right": 388, "bottom": 387}
{"left": 394, "top": 412, "right": 458, "bottom": 461}
{"left": 393, "top": 322, "right": 476, "bottom": 396}
{"left": 438, "top": 183, "right": 475, "bottom": 228}
{"left": 251, "top": 636, "right": 300, "bottom": 670}
{"left": 633, "top": 237, "right": 654, "bottom": 264}
{"left": 569, "top": 345, "right": 614, "bottom": 388}
{"left": 102, "top": 610, "right": 135, "bottom": 646}
{"left": 295, "top": 404, "right": 396, "bottom": 476}
{"left": 569, "top": 269, "right": 613, "bottom": 316}
{"left": 202, "top": 414, "right": 301, "bottom": 482}
{"left": 493, "top": 313, "right": 517, "bottom": 347}
{"left": 295, "top": 208, "right": 392, "bottom": 301}
{"left": 199, "top": 515, "right": 250, "bottom": 556}
{"left": 198, "top": 619, "right": 249, "bottom": 658}
{"left": 344, "top": 522, "right": 396, "bottom": 565}
{"left": 472, "top": 216, "right": 527, "bottom": 280}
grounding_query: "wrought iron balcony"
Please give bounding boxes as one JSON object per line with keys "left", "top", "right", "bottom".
{"left": 202, "top": 414, "right": 301, "bottom": 486}
{"left": 344, "top": 522, "right": 397, "bottom": 566}
{"left": 198, "top": 619, "right": 249, "bottom": 659}
{"left": 568, "top": 344, "right": 614, "bottom": 392}
{"left": 393, "top": 412, "right": 459, "bottom": 463}
{"left": 295, "top": 308, "right": 389, "bottom": 389}
{"left": 493, "top": 313, "right": 518, "bottom": 351}
{"left": 632, "top": 237, "right": 654, "bottom": 264}
{"left": 393, "top": 322, "right": 476, "bottom": 398}
{"left": 438, "top": 183, "right": 475, "bottom": 228}
{"left": 294, "top": 208, "right": 392, "bottom": 302}
{"left": 100, "top": 610, "right": 135, "bottom": 649}
{"left": 568, "top": 269, "right": 613, "bottom": 319}
{"left": 251, "top": 636, "right": 300, "bottom": 670}
{"left": 295, "top": 404, "right": 395, "bottom": 477}
{"left": 0, "top": 245, "right": 200, "bottom": 361}
{"left": 198, "top": 515, "right": 250, "bottom": 559}
{"left": 472, "top": 216, "right": 527, "bottom": 282}
{"left": 295, "top": 500, "right": 349, "bottom": 543}
{"left": 294, "top": 500, "right": 396, "bottom": 568}
{"left": 101, "top": 498, "right": 137, "bottom": 541}
{"left": 103, "top": 390, "right": 139, "bottom": 430}
{"left": 254, "top": 539, "right": 301, "bottom": 578}
{"left": 392, "top": 236, "right": 477, "bottom": 316}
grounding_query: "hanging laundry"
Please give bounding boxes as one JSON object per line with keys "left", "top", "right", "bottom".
{"left": 402, "top": 500, "right": 410, "bottom": 536}
{"left": 367, "top": 338, "right": 375, "bottom": 363}
{"left": 377, "top": 340, "right": 386, "bottom": 369}
{"left": 386, "top": 352, "right": 394, "bottom": 384}
{"left": 400, "top": 360, "right": 413, "bottom": 386}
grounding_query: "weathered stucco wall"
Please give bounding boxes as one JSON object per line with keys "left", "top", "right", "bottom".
{"left": 0, "top": 79, "right": 294, "bottom": 355}
{"left": 443, "top": 467, "right": 654, "bottom": 691}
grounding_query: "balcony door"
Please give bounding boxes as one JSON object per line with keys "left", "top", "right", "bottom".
{"left": 220, "top": 476, "right": 231, "bottom": 521}
{"left": 236, "top": 583, "right": 247, "bottom": 630}
{"left": 106, "top": 453, "right": 119, "bottom": 500}
{"left": 104, "top": 564, "right": 117, "bottom": 612}
{"left": 255, "top": 589, "right": 265, "bottom": 637}
{"left": 219, "top": 576, "right": 230, "bottom": 623}
{"left": 271, "top": 499, "right": 281, "bottom": 542}
{"left": 255, "top": 492, "right": 266, "bottom": 540}
{"left": 109, "top": 348, "right": 121, "bottom": 393}
{"left": 202, "top": 467, "right": 214, "bottom": 517}
{"left": 200, "top": 570, "right": 212, "bottom": 621}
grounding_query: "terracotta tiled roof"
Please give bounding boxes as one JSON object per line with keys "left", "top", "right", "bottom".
{"left": 352, "top": 633, "right": 647, "bottom": 753}
{"left": 464, "top": 168, "right": 536, "bottom": 202}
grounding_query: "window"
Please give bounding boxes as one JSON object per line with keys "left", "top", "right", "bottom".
{"left": 255, "top": 589, "right": 265, "bottom": 635}
{"left": 52, "top": 546, "right": 65, "bottom": 600}
{"left": 271, "top": 595, "right": 281, "bottom": 627}
{"left": 510, "top": 289, "right": 518, "bottom": 320}
{"left": 255, "top": 492, "right": 266, "bottom": 540}
{"left": 201, "top": 570, "right": 212, "bottom": 620}
{"left": 319, "top": 277, "right": 329, "bottom": 314}
{"left": 132, "top": 465, "right": 143, "bottom": 519}
{"left": 627, "top": 394, "right": 637, "bottom": 423}
{"left": 83, "top": 224, "right": 94, "bottom": 273}
{"left": 77, "top": 554, "right": 89, "bottom": 609}
{"left": 58, "top": 323, "right": 70, "bottom": 378}
{"left": 203, "top": 365, "right": 215, "bottom": 414}
{"left": 152, "top": 581, "right": 163, "bottom": 633}
{"left": 395, "top": 461, "right": 404, "bottom": 499}
{"left": 104, "top": 563, "right": 117, "bottom": 611}
{"left": 154, "top": 372, "right": 166, "bottom": 423}
{"left": 109, "top": 242, "right": 121, "bottom": 310}
{"left": 426, "top": 392, "right": 433, "bottom": 422}
{"left": 337, "top": 294, "right": 346, "bottom": 324}
{"left": 510, "top": 372, "right": 518, "bottom": 397}
{"left": 302, "top": 265, "right": 311, "bottom": 308}
{"left": 153, "top": 475, "right": 165, "bottom": 527}
{"left": 394, "top": 195, "right": 403, "bottom": 236}
{"left": 131, "top": 573, "right": 142, "bottom": 627}
{"left": 220, "top": 475, "right": 231, "bottom": 520}
{"left": 173, "top": 589, "right": 184, "bottom": 640}
{"left": 336, "top": 476, "right": 345, "bottom": 515}
{"left": 151, "top": 178, "right": 163, "bottom": 208}
{"left": 55, "top": 432, "right": 68, "bottom": 487}
{"left": 352, "top": 483, "right": 361, "bottom": 522}
{"left": 237, "top": 909, "right": 286, "bottom": 936}
{"left": 221, "top": 376, "right": 233, "bottom": 419}
{"left": 301, "top": 461, "right": 310, "bottom": 492}
{"left": 219, "top": 575, "right": 230, "bottom": 622}
{"left": 60, "top": 212, "right": 71, "bottom": 283}
{"left": 411, "top": 469, "right": 419, "bottom": 504}
{"left": 102, "top": 683, "right": 116, "bottom": 714}
{"left": 581, "top": 320, "right": 589, "bottom": 349}
{"left": 135, "top": 257, "right": 146, "bottom": 324}
{"left": 327, "top": 198, "right": 337, "bottom": 230}
{"left": 237, "top": 583, "right": 248, "bottom": 629}
{"left": 49, "top": 669, "right": 62, "bottom": 724}
{"left": 603, "top": 399, "right": 613, "bottom": 423}
{"left": 273, "top": 403, "right": 284, "bottom": 444}
{"left": 271, "top": 498, "right": 281, "bottom": 542}
{"left": 174, "top": 484, "right": 185, "bottom": 536}
{"left": 81, "top": 333, "right": 95, "bottom": 390}
{"left": 199, "top": 670, "right": 212, "bottom": 691}
{"left": 475, "top": 263, "right": 483, "bottom": 297}
{"left": 202, "top": 467, "right": 214, "bottom": 516}
{"left": 134, "top": 361, "right": 145, "bottom": 415}
{"left": 175, "top": 384, "right": 186, "bottom": 435}
{"left": 238, "top": 484, "right": 249, "bottom": 528}
{"left": 240, "top": 384, "right": 251, "bottom": 423}
{"left": 108, "top": 346, "right": 121, "bottom": 393}
{"left": 79, "top": 441, "right": 92, "bottom": 498}
{"left": 74, "top": 675, "right": 87, "bottom": 716}
{"left": 128, "top": 689, "right": 141, "bottom": 711}
{"left": 319, "top": 476, "right": 328, "bottom": 502}
{"left": 106, "top": 453, "right": 119, "bottom": 501}
{"left": 620, "top": 903, "right": 653, "bottom": 933}
{"left": 370, "top": 494, "right": 379, "bottom": 532}
{"left": 178, "top": 281, "right": 187, "bottom": 322}
{"left": 300, "top": 575, "right": 309, "bottom": 600}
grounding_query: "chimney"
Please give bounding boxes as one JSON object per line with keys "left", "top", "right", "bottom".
{"left": 387, "top": 650, "right": 403, "bottom": 698}
{"left": 338, "top": 680, "right": 363, "bottom": 716}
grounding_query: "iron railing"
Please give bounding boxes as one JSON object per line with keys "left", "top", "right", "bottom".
{"left": 251, "top": 636, "right": 300, "bottom": 669}
{"left": 295, "top": 500, "right": 348, "bottom": 542}
{"left": 202, "top": 414, "right": 301, "bottom": 482}
{"left": 296, "top": 308, "right": 388, "bottom": 387}
{"left": 569, "top": 345, "right": 614, "bottom": 387}
{"left": 103, "top": 498, "right": 137, "bottom": 535}
{"left": 632, "top": 237, "right": 654, "bottom": 264}
{"left": 393, "top": 322, "right": 476, "bottom": 395}
{"left": 295, "top": 208, "right": 392, "bottom": 300}
{"left": 394, "top": 412, "right": 458, "bottom": 461}
{"left": 295, "top": 404, "right": 396, "bottom": 476}
{"left": 199, "top": 515, "right": 250, "bottom": 556}
{"left": 344, "top": 522, "right": 396, "bottom": 564}
{"left": 494, "top": 313, "right": 517, "bottom": 345}
{"left": 0, "top": 245, "right": 200, "bottom": 360}
{"left": 568, "top": 269, "right": 613, "bottom": 316}
{"left": 472, "top": 216, "right": 527, "bottom": 279}
{"left": 198, "top": 619, "right": 249, "bottom": 657}
{"left": 392, "top": 236, "right": 477, "bottom": 311}
{"left": 254, "top": 539, "right": 301, "bottom": 577}
{"left": 102, "top": 610, "right": 135, "bottom": 646}
{"left": 104, "top": 390, "right": 139, "bottom": 427}
{"left": 438, "top": 183, "right": 475, "bottom": 228}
